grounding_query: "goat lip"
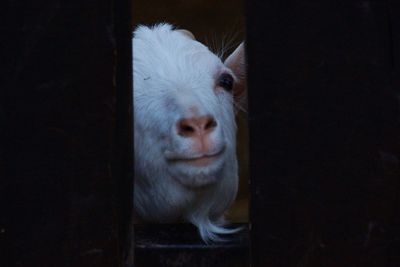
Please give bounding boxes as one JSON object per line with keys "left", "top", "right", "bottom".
{"left": 178, "top": 154, "right": 220, "bottom": 167}
{"left": 165, "top": 150, "right": 224, "bottom": 166}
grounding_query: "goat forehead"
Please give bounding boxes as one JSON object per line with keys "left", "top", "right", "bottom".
{"left": 134, "top": 27, "right": 223, "bottom": 80}
{"left": 141, "top": 48, "right": 222, "bottom": 82}
{"left": 133, "top": 24, "right": 228, "bottom": 118}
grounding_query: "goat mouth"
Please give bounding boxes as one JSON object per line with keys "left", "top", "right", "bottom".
{"left": 165, "top": 149, "right": 224, "bottom": 167}
{"left": 180, "top": 154, "right": 220, "bottom": 166}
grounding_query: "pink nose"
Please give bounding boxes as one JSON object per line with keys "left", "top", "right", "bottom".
{"left": 177, "top": 115, "right": 217, "bottom": 138}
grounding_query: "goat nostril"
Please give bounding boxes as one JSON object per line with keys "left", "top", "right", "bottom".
{"left": 205, "top": 118, "right": 217, "bottom": 130}
{"left": 178, "top": 121, "right": 195, "bottom": 136}
{"left": 182, "top": 125, "right": 194, "bottom": 133}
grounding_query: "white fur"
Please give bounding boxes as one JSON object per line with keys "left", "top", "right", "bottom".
{"left": 133, "top": 23, "right": 240, "bottom": 243}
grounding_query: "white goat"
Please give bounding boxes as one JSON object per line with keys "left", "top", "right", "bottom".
{"left": 133, "top": 23, "right": 246, "bottom": 243}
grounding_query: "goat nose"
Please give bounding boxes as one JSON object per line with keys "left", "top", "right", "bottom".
{"left": 177, "top": 115, "right": 217, "bottom": 137}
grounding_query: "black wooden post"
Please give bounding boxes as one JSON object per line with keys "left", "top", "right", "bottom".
{"left": 1, "top": 0, "right": 133, "bottom": 266}
{"left": 388, "top": 1, "right": 400, "bottom": 266}
{"left": 247, "top": 1, "right": 400, "bottom": 266}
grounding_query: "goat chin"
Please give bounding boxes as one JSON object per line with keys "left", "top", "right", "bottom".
{"left": 133, "top": 23, "right": 245, "bottom": 243}
{"left": 134, "top": 148, "right": 239, "bottom": 243}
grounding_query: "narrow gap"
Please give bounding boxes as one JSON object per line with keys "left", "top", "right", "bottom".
{"left": 130, "top": 0, "right": 250, "bottom": 266}
{"left": 113, "top": 0, "right": 134, "bottom": 265}
{"left": 383, "top": 1, "right": 400, "bottom": 266}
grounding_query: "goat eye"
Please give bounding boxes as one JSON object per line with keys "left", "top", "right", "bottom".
{"left": 218, "top": 73, "right": 234, "bottom": 92}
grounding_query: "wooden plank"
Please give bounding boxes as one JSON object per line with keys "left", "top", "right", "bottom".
{"left": 388, "top": 1, "right": 400, "bottom": 266}
{"left": 0, "top": 0, "right": 132, "bottom": 266}
{"left": 246, "top": 1, "right": 398, "bottom": 266}
{"left": 114, "top": 0, "right": 134, "bottom": 265}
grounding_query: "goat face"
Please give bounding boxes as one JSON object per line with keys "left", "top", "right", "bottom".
{"left": 133, "top": 24, "right": 246, "bottom": 242}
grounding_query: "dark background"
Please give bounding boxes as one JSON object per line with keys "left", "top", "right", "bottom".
{"left": 247, "top": 1, "right": 400, "bottom": 266}
{"left": 131, "top": 0, "right": 246, "bottom": 48}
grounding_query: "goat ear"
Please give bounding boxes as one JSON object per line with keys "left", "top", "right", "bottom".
{"left": 224, "top": 42, "right": 247, "bottom": 104}
{"left": 176, "top": 29, "right": 196, "bottom": 40}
